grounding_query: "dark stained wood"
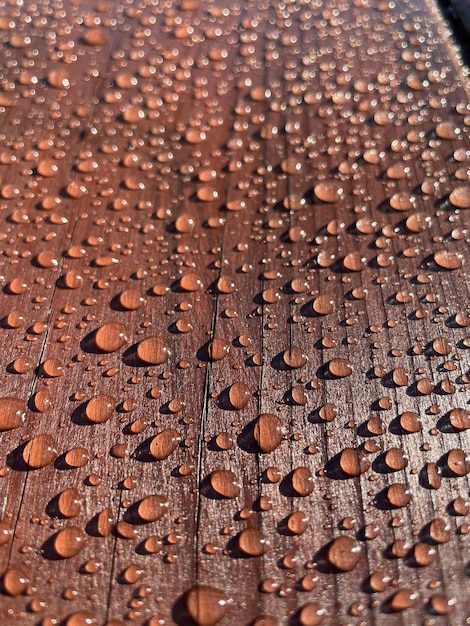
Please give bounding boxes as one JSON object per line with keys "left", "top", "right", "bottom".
{"left": 0, "top": 0, "right": 469, "bottom": 624}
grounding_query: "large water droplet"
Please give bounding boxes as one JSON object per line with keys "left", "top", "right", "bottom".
{"left": 0, "top": 397, "right": 26, "bottom": 431}
{"left": 185, "top": 585, "right": 229, "bottom": 625}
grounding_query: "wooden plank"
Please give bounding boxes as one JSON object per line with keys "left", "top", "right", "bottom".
{"left": 0, "top": 0, "right": 469, "bottom": 624}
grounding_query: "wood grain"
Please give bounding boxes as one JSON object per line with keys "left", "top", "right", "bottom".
{"left": 0, "top": 0, "right": 469, "bottom": 624}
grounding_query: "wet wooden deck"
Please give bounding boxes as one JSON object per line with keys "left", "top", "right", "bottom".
{"left": 0, "top": 0, "right": 469, "bottom": 624}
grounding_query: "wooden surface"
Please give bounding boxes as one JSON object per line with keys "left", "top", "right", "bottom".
{"left": 0, "top": 0, "right": 469, "bottom": 624}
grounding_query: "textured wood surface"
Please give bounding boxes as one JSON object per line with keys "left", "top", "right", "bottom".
{"left": 0, "top": 0, "right": 469, "bottom": 624}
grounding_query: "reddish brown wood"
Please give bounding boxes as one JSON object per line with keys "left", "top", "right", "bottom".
{"left": 0, "top": 0, "right": 469, "bottom": 625}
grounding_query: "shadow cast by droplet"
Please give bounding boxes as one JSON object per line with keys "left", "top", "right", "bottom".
{"left": 135, "top": 538, "right": 157, "bottom": 556}
{"left": 244, "top": 354, "right": 263, "bottom": 367}
{"left": 357, "top": 420, "right": 376, "bottom": 437}
{"left": 323, "top": 454, "right": 350, "bottom": 480}
{"left": 405, "top": 381, "right": 426, "bottom": 397}
{"left": 380, "top": 371, "right": 407, "bottom": 389}
{"left": 361, "top": 574, "right": 379, "bottom": 594}
{"left": 437, "top": 451, "right": 466, "bottom": 478}
{"left": 279, "top": 470, "right": 297, "bottom": 497}
{"left": 373, "top": 488, "right": 395, "bottom": 510}
{"left": 225, "top": 534, "right": 251, "bottom": 559}
{"left": 315, "top": 363, "right": 332, "bottom": 380}
{"left": 380, "top": 595, "right": 403, "bottom": 614}
{"left": 171, "top": 591, "right": 199, "bottom": 626}
{"left": 270, "top": 352, "right": 291, "bottom": 371}
{"left": 54, "top": 452, "right": 76, "bottom": 470}
{"left": 121, "top": 344, "right": 142, "bottom": 367}
{"left": 215, "top": 387, "right": 233, "bottom": 410}
{"left": 236, "top": 421, "right": 257, "bottom": 454}
{"left": 6, "top": 442, "right": 29, "bottom": 472}
{"left": 436, "top": 413, "right": 456, "bottom": 433}
{"left": 69, "top": 403, "right": 90, "bottom": 426}
{"left": 122, "top": 499, "right": 150, "bottom": 525}
{"left": 299, "top": 300, "right": 319, "bottom": 317}
{"left": 404, "top": 549, "right": 425, "bottom": 570}
{"left": 109, "top": 294, "right": 127, "bottom": 311}
{"left": 133, "top": 438, "right": 155, "bottom": 463}
{"left": 307, "top": 407, "right": 324, "bottom": 425}
{"left": 196, "top": 341, "right": 212, "bottom": 362}
{"left": 449, "top": 498, "right": 470, "bottom": 516}
{"left": 372, "top": 453, "right": 396, "bottom": 475}
{"left": 199, "top": 475, "right": 230, "bottom": 500}
{"left": 40, "top": 534, "right": 61, "bottom": 560}
{"left": 206, "top": 436, "right": 226, "bottom": 452}
{"left": 79, "top": 329, "right": 102, "bottom": 354}
{"left": 282, "top": 388, "right": 300, "bottom": 406}
{"left": 5, "top": 361, "right": 25, "bottom": 375}
{"left": 312, "top": 544, "right": 336, "bottom": 574}
{"left": 85, "top": 511, "right": 110, "bottom": 537}
{"left": 45, "top": 494, "right": 62, "bottom": 518}
{"left": 276, "top": 515, "right": 296, "bottom": 536}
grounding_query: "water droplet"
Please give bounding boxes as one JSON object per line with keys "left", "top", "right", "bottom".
{"left": 206, "top": 338, "right": 230, "bottom": 362}
{"left": 253, "top": 414, "right": 283, "bottom": 453}
{"left": 149, "top": 428, "right": 181, "bottom": 460}
{"left": 448, "top": 408, "right": 469, "bottom": 431}
{"left": 314, "top": 181, "right": 343, "bottom": 203}
{"left": 328, "top": 358, "right": 353, "bottom": 378}
{"left": 298, "top": 602, "right": 325, "bottom": 625}
{"left": 82, "top": 29, "right": 108, "bottom": 46}
{"left": 237, "top": 527, "right": 269, "bottom": 556}
{"left": 387, "top": 588, "right": 418, "bottom": 612}
{"left": 312, "top": 295, "right": 335, "bottom": 315}
{"left": 136, "top": 336, "right": 170, "bottom": 365}
{"left": 433, "top": 250, "right": 463, "bottom": 270}
{"left": 446, "top": 448, "right": 470, "bottom": 476}
{"left": 389, "top": 192, "right": 415, "bottom": 211}
{"left": 282, "top": 347, "right": 308, "bottom": 369}
{"left": 338, "top": 448, "right": 370, "bottom": 477}
{"left": 63, "top": 611, "right": 97, "bottom": 626}
{"left": 53, "top": 526, "right": 85, "bottom": 559}
{"left": 118, "top": 289, "right": 147, "bottom": 311}
{"left": 0, "top": 397, "right": 26, "bottom": 431}
{"left": 185, "top": 585, "right": 229, "bottom": 625}
{"left": 208, "top": 470, "right": 240, "bottom": 499}
{"left": 179, "top": 273, "right": 203, "bottom": 292}
{"left": 57, "top": 488, "right": 82, "bottom": 518}
{"left": 2, "top": 566, "right": 29, "bottom": 596}
{"left": 85, "top": 394, "right": 115, "bottom": 424}
{"left": 93, "top": 322, "right": 129, "bottom": 352}
{"left": 135, "top": 495, "right": 169, "bottom": 523}
{"left": 228, "top": 381, "right": 251, "bottom": 410}
{"left": 291, "top": 466, "right": 314, "bottom": 497}
{"left": 326, "top": 536, "right": 361, "bottom": 572}
{"left": 343, "top": 252, "right": 366, "bottom": 272}
{"left": 23, "top": 434, "right": 57, "bottom": 469}
{"left": 428, "top": 593, "right": 456, "bottom": 615}
{"left": 286, "top": 511, "right": 309, "bottom": 535}
{"left": 385, "top": 483, "right": 412, "bottom": 508}
{"left": 449, "top": 185, "right": 470, "bottom": 209}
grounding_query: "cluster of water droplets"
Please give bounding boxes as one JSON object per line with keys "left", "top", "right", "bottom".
{"left": 0, "top": 0, "right": 468, "bottom": 624}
